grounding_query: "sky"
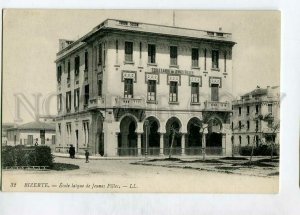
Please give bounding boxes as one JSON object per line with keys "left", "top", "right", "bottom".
{"left": 2, "top": 10, "right": 280, "bottom": 124}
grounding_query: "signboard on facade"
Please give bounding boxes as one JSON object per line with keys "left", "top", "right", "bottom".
{"left": 150, "top": 67, "right": 194, "bottom": 76}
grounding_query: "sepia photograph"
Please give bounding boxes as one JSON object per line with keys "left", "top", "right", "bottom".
{"left": 1, "top": 10, "right": 280, "bottom": 193}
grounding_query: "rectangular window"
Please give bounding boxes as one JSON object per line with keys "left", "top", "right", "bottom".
{"left": 268, "top": 121, "right": 273, "bottom": 128}
{"left": 28, "top": 135, "right": 33, "bottom": 145}
{"left": 66, "top": 91, "right": 71, "bottom": 112}
{"left": 124, "top": 79, "right": 133, "bottom": 98}
{"left": 83, "top": 121, "right": 89, "bottom": 146}
{"left": 212, "top": 50, "right": 219, "bottom": 69}
{"left": 247, "top": 106, "right": 250, "bottom": 115}
{"left": 67, "top": 61, "right": 71, "bottom": 81}
{"left": 247, "top": 121, "right": 250, "bottom": 130}
{"left": 224, "top": 51, "right": 227, "bottom": 73}
{"left": 74, "top": 88, "right": 80, "bottom": 110}
{"left": 147, "top": 80, "right": 156, "bottom": 101}
{"left": 204, "top": 49, "right": 207, "bottom": 70}
{"left": 169, "top": 81, "right": 178, "bottom": 102}
{"left": 57, "top": 94, "right": 62, "bottom": 112}
{"left": 191, "top": 82, "right": 199, "bottom": 103}
{"left": 98, "top": 79, "right": 103, "bottom": 97}
{"left": 239, "top": 121, "right": 242, "bottom": 130}
{"left": 211, "top": 84, "right": 219, "bottom": 101}
{"left": 239, "top": 107, "right": 241, "bottom": 115}
{"left": 170, "top": 46, "right": 178, "bottom": 65}
{"left": 148, "top": 44, "right": 156, "bottom": 64}
{"left": 52, "top": 135, "right": 56, "bottom": 145}
{"left": 247, "top": 136, "right": 250, "bottom": 145}
{"left": 139, "top": 42, "right": 142, "bottom": 59}
{"left": 66, "top": 123, "right": 72, "bottom": 146}
{"left": 191, "top": 48, "right": 199, "bottom": 67}
{"left": 268, "top": 104, "right": 273, "bottom": 114}
{"left": 75, "top": 56, "right": 80, "bottom": 76}
{"left": 125, "top": 41, "right": 133, "bottom": 62}
{"left": 57, "top": 65, "right": 62, "bottom": 83}
{"left": 256, "top": 120, "right": 259, "bottom": 131}
{"left": 256, "top": 105, "right": 259, "bottom": 114}
{"left": 84, "top": 51, "right": 88, "bottom": 70}
{"left": 103, "top": 43, "right": 106, "bottom": 66}
{"left": 98, "top": 43, "right": 102, "bottom": 65}
{"left": 84, "top": 85, "right": 89, "bottom": 106}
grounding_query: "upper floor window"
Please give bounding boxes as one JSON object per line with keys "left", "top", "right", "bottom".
{"left": 57, "top": 65, "right": 62, "bottom": 83}
{"left": 191, "top": 48, "right": 199, "bottom": 67}
{"left": 239, "top": 121, "right": 242, "bottom": 130}
{"left": 256, "top": 104, "right": 259, "bottom": 114}
{"left": 75, "top": 56, "right": 80, "bottom": 76}
{"left": 256, "top": 120, "right": 259, "bottom": 131}
{"left": 147, "top": 80, "right": 156, "bottom": 101}
{"left": 247, "top": 136, "right": 250, "bottom": 145}
{"left": 247, "top": 106, "right": 250, "bottom": 115}
{"left": 125, "top": 41, "right": 133, "bottom": 62}
{"left": 212, "top": 50, "right": 219, "bottom": 69}
{"left": 148, "top": 44, "right": 156, "bottom": 64}
{"left": 66, "top": 91, "right": 71, "bottom": 113}
{"left": 98, "top": 44, "right": 102, "bottom": 65}
{"left": 169, "top": 81, "right": 178, "bottom": 102}
{"left": 238, "top": 107, "right": 242, "bottom": 115}
{"left": 57, "top": 94, "right": 62, "bottom": 112}
{"left": 84, "top": 85, "right": 89, "bottom": 107}
{"left": 170, "top": 46, "right": 178, "bottom": 66}
{"left": 124, "top": 79, "right": 133, "bottom": 98}
{"left": 67, "top": 61, "right": 71, "bottom": 81}
{"left": 98, "top": 79, "right": 102, "bottom": 97}
{"left": 211, "top": 84, "right": 219, "bottom": 101}
{"left": 84, "top": 51, "right": 88, "bottom": 71}
{"left": 191, "top": 82, "right": 199, "bottom": 103}
{"left": 247, "top": 121, "right": 250, "bottom": 130}
{"left": 74, "top": 88, "right": 80, "bottom": 110}
{"left": 268, "top": 104, "right": 273, "bottom": 114}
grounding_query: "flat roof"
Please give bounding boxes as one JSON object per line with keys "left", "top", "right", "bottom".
{"left": 56, "top": 19, "right": 235, "bottom": 61}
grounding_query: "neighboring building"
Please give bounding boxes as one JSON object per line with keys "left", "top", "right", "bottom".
{"left": 2, "top": 123, "right": 15, "bottom": 146}
{"left": 6, "top": 121, "right": 56, "bottom": 150}
{"left": 39, "top": 115, "right": 56, "bottom": 123}
{"left": 55, "top": 19, "right": 236, "bottom": 156}
{"left": 232, "top": 86, "right": 280, "bottom": 150}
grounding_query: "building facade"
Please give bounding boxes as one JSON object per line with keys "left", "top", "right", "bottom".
{"left": 6, "top": 121, "right": 56, "bottom": 150}
{"left": 55, "top": 19, "right": 236, "bottom": 157}
{"left": 232, "top": 86, "right": 280, "bottom": 150}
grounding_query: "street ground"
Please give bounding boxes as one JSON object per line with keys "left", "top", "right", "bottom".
{"left": 2, "top": 156, "right": 279, "bottom": 193}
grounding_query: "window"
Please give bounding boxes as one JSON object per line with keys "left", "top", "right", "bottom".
{"left": 211, "top": 84, "right": 219, "bottom": 101}
{"left": 148, "top": 44, "right": 156, "bottom": 64}
{"left": 239, "top": 136, "right": 242, "bottom": 145}
{"left": 58, "top": 123, "right": 61, "bottom": 135}
{"left": 57, "top": 65, "right": 62, "bottom": 83}
{"left": 124, "top": 79, "right": 133, "bottom": 98}
{"left": 84, "top": 51, "right": 88, "bottom": 71}
{"left": 57, "top": 94, "right": 62, "bottom": 112}
{"left": 224, "top": 51, "right": 227, "bottom": 73}
{"left": 256, "top": 105, "right": 259, "bottom": 114}
{"left": 191, "top": 48, "right": 199, "bottom": 67}
{"left": 256, "top": 120, "right": 259, "bottom": 131}
{"left": 204, "top": 49, "right": 207, "bottom": 70}
{"left": 268, "top": 104, "right": 273, "bottom": 114}
{"left": 169, "top": 81, "right": 178, "bottom": 102}
{"left": 28, "top": 135, "right": 33, "bottom": 145}
{"left": 67, "top": 61, "right": 71, "bottom": 81}
{"left": 83, "top": 121, "right": 89, "bottom": 146}
{"left": 247, "top": 121, "right": 250, "bottom": 130}
{"left": 74, "top": 88, "right": 80, "bottom": 110}
{"left": 247, "top": 136, "right": 250, "bottom": 145}
{"left": 84, "top": 85, "right": 89, "bottom": 106}
{"left": 268, "top": 120, "right": 273, "bottom": 128}
{"left": 52, "top": 135, "right": 56, "bottom": 145}
{"left": 75, "top": 56, "right": 80, "bottom": 76}
{"left": 147, "top": 80, "right": 156, "bottom": 101}
{"left": 125, "top": 41, "right": 133, "bottom": 62}
{"left": 170, "top": 46, "right": 178, "bottom": 65}
{"left": 66, "top": 123, "right": 72, "bottom": 146}
{"left": 191, "top": 82, "right": 199, "bottom": 103}
{"left": 103, "top": 43, "right": 106, "bottom": 66}
{"left": 238, "top": 107, "right": 241, "bottom": 115}
{"left": 139, "top": 42, "right": 142, "bottom": 60}
{"left": 98, "top": 80, "right": 102, "bottom": 97}
{"left": 255, "top": 135, "right": 259, "bottom": 147}
{"left": 239, "top": 121, "right": 242, "bottom": 130}
{"left": 98, "top": 43, "right": 102, "bottom": 65}
{"left": 66, "top": 91, "right": 71, "bottom": 112}
{"left": 247, "top": 106, "right": 250, "bottom": 115}
{"left": 212, "top": 50, "right": 219, "bottom": 69}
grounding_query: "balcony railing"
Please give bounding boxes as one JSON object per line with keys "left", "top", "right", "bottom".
{"left": 89, "top": 97, "right": 105, "bottom": 109}
{"left": 204, "top": 101, "right": 230, "bottom": 111}
{"left": 114, "top": 97, "right": 145, "bottom": 109}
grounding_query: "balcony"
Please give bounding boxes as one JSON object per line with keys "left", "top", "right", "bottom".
{"left": 114, "top": 97, "right": 145, "bottom": 109}
{"left": 203, "top": 101, "right": 231, "bottom": 111}
{"left": 88, "top": 97, "right": 106, "bottom": 109}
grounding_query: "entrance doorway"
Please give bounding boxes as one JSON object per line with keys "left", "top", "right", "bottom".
{"left": 118, "top": 116, "right": 137, "bottom": 156}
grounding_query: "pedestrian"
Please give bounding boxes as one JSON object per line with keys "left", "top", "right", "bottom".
{"left": 85, "top": 150, "right": 90, "bottom": 163}
{"left": 69, "top": 145, "right": 75, "bottom": 159}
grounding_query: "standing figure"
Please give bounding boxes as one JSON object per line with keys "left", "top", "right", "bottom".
{"left": 85, "top": 150, "right": 90, "bottom": 163}
{"left": 69, "top": 145, "right": 75, "bottom": 158}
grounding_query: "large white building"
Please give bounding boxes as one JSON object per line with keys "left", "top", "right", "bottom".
{"left": 55, "top": 19, "right": 236, "bottom": 157}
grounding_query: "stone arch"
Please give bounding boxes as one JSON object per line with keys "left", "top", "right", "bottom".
{"left": 164, "top": 117, "right": 182, "bottom": 155}
{"left": 186, "top": 117, "right": 203, "bottom": 152}
{"left": 142, "top": 116, "right": 161, "bottom": 155}
{"left": 118, "top": 115, "right": 138, "bottom": 156}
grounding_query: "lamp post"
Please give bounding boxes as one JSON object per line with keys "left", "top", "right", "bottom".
{"left": 144, "top": 119, "right": 149, "bottom": 159}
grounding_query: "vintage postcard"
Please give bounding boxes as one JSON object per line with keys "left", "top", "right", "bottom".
{"left": 1, "top": 10, "right": 280, "bottom": 193}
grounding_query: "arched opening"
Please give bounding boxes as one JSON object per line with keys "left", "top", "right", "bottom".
{"left": 118, "top": 116, "right": 137, "bottom": 156}
{"left": 206, "top": 118, "right": 223, "bottom": 155}
{"left": 165, "top": 117, "right": 182, "bottom": 155}
{"left": 142, "top": 117, "right": 160, "bottom": 156}
{"left": 186, "top": 118, "right": 202, "bottom": 155}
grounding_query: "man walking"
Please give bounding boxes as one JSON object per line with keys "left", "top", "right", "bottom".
{"left": 85, "top": 150, "right": 90, "bottom": 163}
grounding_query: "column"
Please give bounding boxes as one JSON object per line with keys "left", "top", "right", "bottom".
{"left": 202, "top": 128, "right": 208, "bottom": 160}
{"left": 181, "top": 134, "right": 186, "bottom": 155}
{"left": 222, "top": 134, "right": 226, "bottom": 156}
{"left": 115, "top": 133, "right": 119, "bottom": 156}
{"left": 137, "top": 133, "right": 142, "bottom": 156}
{"left": 160, "top": 133, "right": 164, "bottom": 156}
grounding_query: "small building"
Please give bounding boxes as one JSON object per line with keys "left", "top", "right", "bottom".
{"left": 2, "top": 123, "right": 15, "bottom": 146}
{"left": 232, "top": 86, "right": 280, "bottom": 150}
{"left": 6, "top": 121, "right": 56, "bottom": 150}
